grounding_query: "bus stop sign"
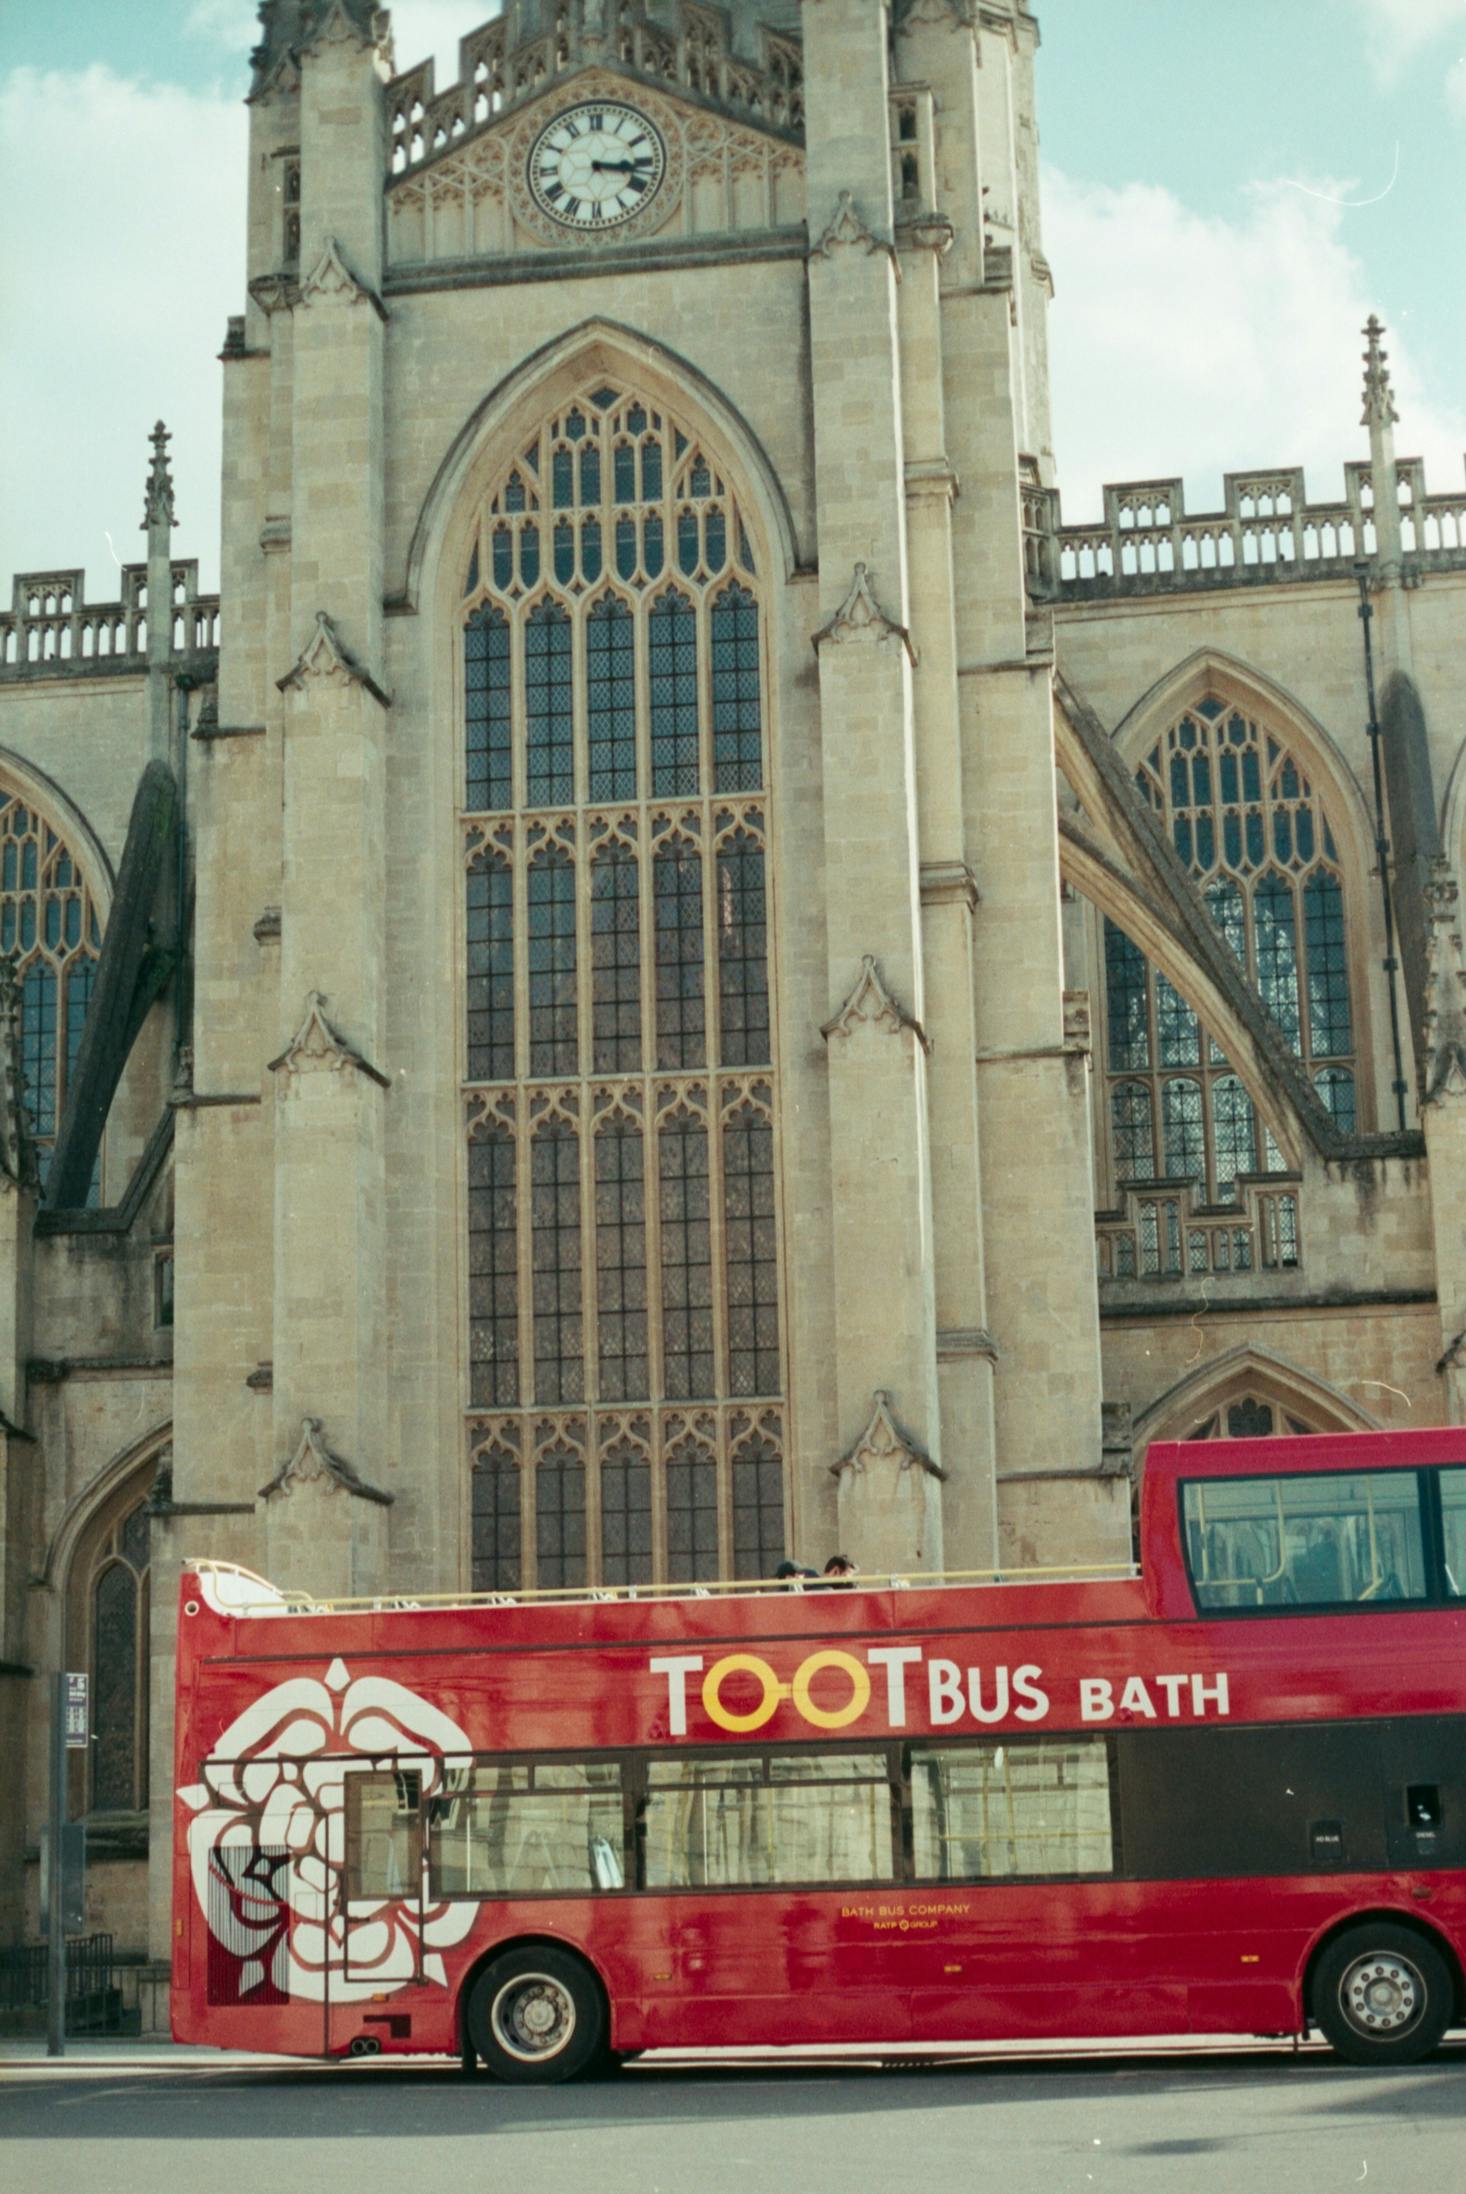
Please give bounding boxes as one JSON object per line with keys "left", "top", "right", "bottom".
{"left": 64, "top": 1672, "right": 89, "bottom": 1750}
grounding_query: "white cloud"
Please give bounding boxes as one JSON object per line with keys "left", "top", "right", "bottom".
{"left": 0, "top": 64, "right": 247, "bottom": 595}
{"left": 1042, "top": 166, "right": 1466, "bottom": 525}
{"left": 1447, "top": 53, "right": 1466, "bottom": 118}
{"left": 183, "top": 0, "right": 259, "bottom": 49}
{"left": 1349, "top": 0, "right": 1466, "bottom": 81}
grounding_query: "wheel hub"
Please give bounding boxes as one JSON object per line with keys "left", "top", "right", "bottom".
{"left": 1341, "top": 1956, "right": 1419, "bottom": 2033}
{"left": 493, "top": 1975, "right": 576, "bottom": 2060}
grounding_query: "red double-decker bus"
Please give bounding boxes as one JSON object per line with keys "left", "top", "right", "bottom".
{"left": 172, "top": 1426, "right": 1466, "bottom": 2072}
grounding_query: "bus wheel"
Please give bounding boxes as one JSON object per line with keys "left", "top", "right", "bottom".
{"left": 1311, "top": 1924, "right": 1454, "bottom": 2066}
{"left": 464, "top": 1948, "right": 607, "bottom": 2084}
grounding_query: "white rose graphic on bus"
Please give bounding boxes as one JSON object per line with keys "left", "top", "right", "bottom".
{"left": 177, "top": 1656, "right": 476, "bottom": 2004}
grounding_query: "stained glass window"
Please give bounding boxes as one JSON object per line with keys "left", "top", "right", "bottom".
{"left": 1101, "top": 696, "right": 1357, "bottom": 1215}
{"left": 81, "top": 1493, "right": 150, "bottom": 1814}
{"left": 654, "top": 841, "right": 705, "bottom": 1069}
{"left": 732, "top": 1435, "right": 785, "bottom": 1580}
{"left": 462, "top": 381, "right": 785, "bottom": 1586}
{"left": 660, "top": 1116, "right": 714, "bottom": 1400}
{"left": 590, "top": 844, "right": 640, "bottom": 1074}
{"left": 594, "top": 1120, "right": 647, "bottom": 1403}
{"left": 471, "top": 1444, "right": 522, "bottom": 1590}
{"left": 666, "top": 1444, "right": 720, "bottom": 1581}
{"left": 468, "top": 1123, "right": 518, "bottom": 1408}
{"left": 0, "top": 793, "right": 102, "bottom": 1194}
{"left": 531, "top": 1121, "right": 582, "bottom": 1405}
{"left": 600, "top": 1438, "right": 653, "bottom": 1584}
{"left": 536, "top": 1441, "right": 587, "bottom": 1588}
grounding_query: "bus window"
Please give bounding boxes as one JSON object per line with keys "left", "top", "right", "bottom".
{"left": 429, "top": 1760, "right": 623, "bottom": 1897}
{"left": 910, "top": 1739, "right": 1113, "bottom": 1882}
{"left": 345, "top": 1769, "right": 422, "bottom": 1900}
{"left": 1442, "top": 1469, "right": 1465, "bottom": 1596}
{"left": 643, "top": 1751, "right": 893, "bottom": 1888}
{"left": 1182, "top": 1472, "right": 1429, "bottom": 1611}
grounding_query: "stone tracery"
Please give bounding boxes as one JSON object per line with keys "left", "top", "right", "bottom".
{"left": 461, "top": 373, "right": 786, "bottom": 1587}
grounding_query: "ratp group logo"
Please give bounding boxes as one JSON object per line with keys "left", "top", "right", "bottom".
{"left": 178, "top": 1657, "right": 476, "bottom": 2004}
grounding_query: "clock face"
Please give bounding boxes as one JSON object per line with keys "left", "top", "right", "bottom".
{"left": 528, "top": 101, "right": 668, "bottom": 232}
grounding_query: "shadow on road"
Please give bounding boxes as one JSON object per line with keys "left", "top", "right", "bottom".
{"left": 2, "top": 2040, "right": 1463, "bottom": 2142}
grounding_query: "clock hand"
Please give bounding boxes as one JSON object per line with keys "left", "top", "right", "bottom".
{"left": 590, "top": 159, "right": 651, "bottom": 175}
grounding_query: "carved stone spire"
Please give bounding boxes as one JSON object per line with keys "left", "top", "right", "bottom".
{"left": 1360, "top": 314, "right": 1399, "bottom": 430}
{"left": 142, "top": 420, "right": 175, "bottom": 533}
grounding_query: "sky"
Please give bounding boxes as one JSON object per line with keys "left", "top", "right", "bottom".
{"left": 0, "top": 0, "right": 1462, "bottom": 597}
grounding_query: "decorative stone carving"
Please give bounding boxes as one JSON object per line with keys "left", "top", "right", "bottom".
{"left": 276, "top": 610, "right": 390, "bottom": 706}
{"left": 1360, "top": 314, "right": 1399, "bottom": 430}
{"left": 808, "top": 191, "right": 900, "bottom": 276}
{"left": 296, "top": 0, "right": 388, "bottom": 60}
{"left": 142, "top": 420, "right": 175, "bottom": 531}
{"left": 812, "top": 563, "right": 915, "bottom": 661}
{"left": 821, "top": 955, "right": 932, "bottom": 1054}
{"left": 298, "top": 237, "right": 387, "bottom": 319}
{"left": 896, "top": 0, "right": 978, "bottom": 26}
{"left": 1422, "top": 862, "right": 1466, "bottom": 1104}
{"left": 268, "top": 991, "right": 391, "bottom": 1088}
{"left": 832, "top": 1391, "right": 946, "bottom": 1483}
{"left": 169, "top": 1044, "right": 195, "bottom": 1103}
{"left": 259, "top": 1415, "right": 393, "bottom": 1506}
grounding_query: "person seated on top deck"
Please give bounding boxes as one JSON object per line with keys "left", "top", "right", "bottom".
{"left": 773, "top": 1560, "right": 818, "bottom": 1589}
{"left": 819, "top": 1553, "right": 858, "bottom": 1590}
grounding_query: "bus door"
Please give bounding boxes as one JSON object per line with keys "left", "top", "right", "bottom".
{"left": 325, "top": 1763, "right": 426, "bottom": 2055}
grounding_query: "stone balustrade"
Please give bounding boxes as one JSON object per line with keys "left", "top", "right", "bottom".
{"left": 0, "top": 564, "right": 219, "bottom": 680}
{"left": 1030, "top": 458, "right": 1466, "bottom": 601}
{"left": 1096, "top": 1174, "right": 1303, "bottom": 1286}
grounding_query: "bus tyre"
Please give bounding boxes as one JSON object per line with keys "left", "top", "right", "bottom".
{"left": 465, "top": 1948, "right": 607, "bottom": 2084}
{"left": 1311, "top": 1924, "right": 1454, "bottom": 2066}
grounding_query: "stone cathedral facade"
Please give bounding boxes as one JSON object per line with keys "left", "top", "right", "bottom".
{"left": 2, "top": 0, "right": 1464, "bottom": 1998}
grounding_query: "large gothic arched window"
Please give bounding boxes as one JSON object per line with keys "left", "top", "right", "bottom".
{"left": 1100, "top": 696, "right": 1358, "bottom": 1241}
{"left": 461, "top": 379, "right": 786, "bottom": 1591}
{"left": 0, "top": 787, "right": 102, "bottom": 1192}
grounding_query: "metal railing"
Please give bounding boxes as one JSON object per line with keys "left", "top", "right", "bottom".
{"left": 187, "top": 1556, "right": 1141, "bottom": 1620}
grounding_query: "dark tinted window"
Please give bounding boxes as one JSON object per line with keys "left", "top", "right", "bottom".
{"left": 1182, "top": 1470, "right": 1428, "bottom": 1610}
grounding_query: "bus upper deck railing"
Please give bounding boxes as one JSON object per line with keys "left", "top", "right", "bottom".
{"left": 184, "top": 1558, "right": 1142, "bottom": 1619}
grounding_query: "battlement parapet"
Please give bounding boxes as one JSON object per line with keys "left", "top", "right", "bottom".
{"left": 1024, "top": 456, "right": 1466, "bottom": 603}
{"left": 0, "top": 564, "right": 220, "bottom": 683}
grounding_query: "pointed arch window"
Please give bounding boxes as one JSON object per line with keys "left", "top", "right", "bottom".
{"left": 66, "top": 1470, "right": 156, "bottom": 1817}
{"left": 0, "top": 790, "right": 103, "bottom": 1195}
{"left": 1101, "top": 695, "right": 1359, "bottom": 1207}
{"left": 460, "top": 378, "right": 785, "bottom": 1586}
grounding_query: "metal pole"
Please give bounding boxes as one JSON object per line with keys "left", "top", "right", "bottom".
{"left": 46, "top": 1670, "right": 65, "bottom": 2057}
